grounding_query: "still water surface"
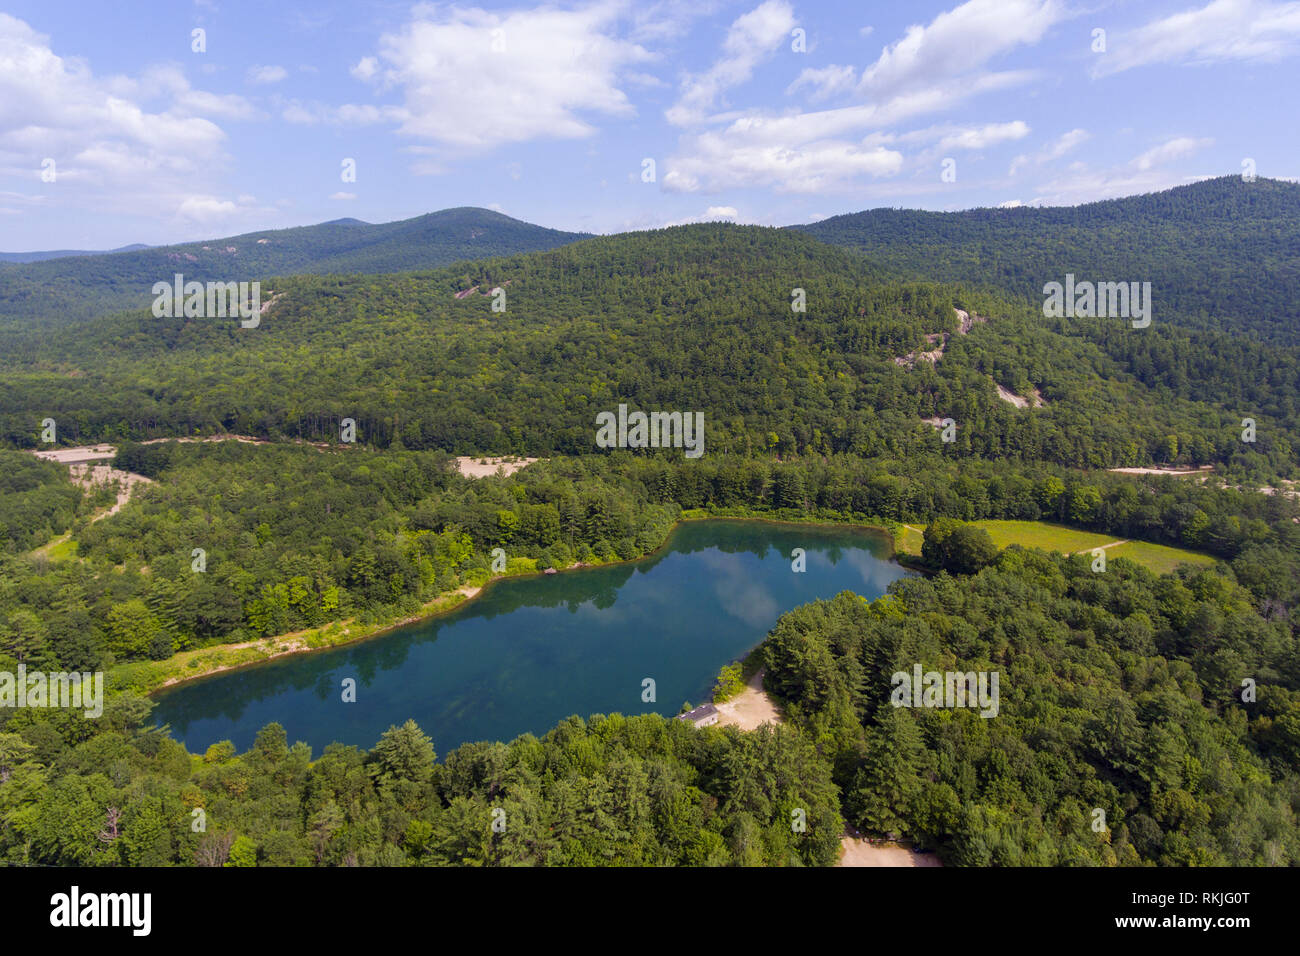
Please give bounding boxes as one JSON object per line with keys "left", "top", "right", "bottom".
{"left": 153, "top": 520, "right": 910, "bottom": 754}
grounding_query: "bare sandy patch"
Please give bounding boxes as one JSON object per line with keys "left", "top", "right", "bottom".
{"left": 30, "top": 445, "right": 153, "bottom": 523}
{"left": 139, "top": 433, "right": 330, "bottom": 450}
{"left": 455, "top": 456, "right": 538, "bottom": 479}
{"left": 1108, "top": 466, "right": 1212, "bottom": 476}
{"left": 32, "top": 445, "right": 117, "bottom": 465}
{"left": 68, "top": 462, "right": 153, "bottom": 522}
{"left": 1257, "top": 480, "right": 1298, "bottom": 499}
{"left": 838, "top": 834, "right": 942, "bottom": 868}
{"left": 714, "top": 668, "right": 782, "bottom": 731}
{"left": 995, "top": 382, "right": 1045, "bottom": 408}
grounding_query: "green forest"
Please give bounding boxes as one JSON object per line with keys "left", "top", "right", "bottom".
{"left": 797, "top": 176, "right": 1300, "bottom": 344}
{"left": 3, "top": 216, "right": 1298, "bottom": 481}
{"left": 2, "top": 178, "right": 1299, "bottom": 866}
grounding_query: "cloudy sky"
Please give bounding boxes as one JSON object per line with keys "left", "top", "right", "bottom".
{"left": 2, "top": 0, "right": 1298, "bottom": 248}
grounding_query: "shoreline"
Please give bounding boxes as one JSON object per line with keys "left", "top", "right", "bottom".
{"left": 129, "top": 512, "right": 902, "bottom": 697}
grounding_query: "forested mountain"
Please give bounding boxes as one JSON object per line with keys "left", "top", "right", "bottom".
{"left": 3, "top": 223, "right": 1295, "bottom": 479}
{"left": 795, "top": 177, "right": 1300, "bottom": 344}
{"left": 0, "top": 207, "right": 588, "bottom": 326}
{"left": 4, "top": 181, "right": 1300, "bottom": 868}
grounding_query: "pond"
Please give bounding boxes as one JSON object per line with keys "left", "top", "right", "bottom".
{"left": 152, "top": 519, "right": 911, "bottom": 755}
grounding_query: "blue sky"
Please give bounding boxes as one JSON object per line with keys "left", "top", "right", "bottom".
{"left": 2, "top": 0, "right": 1298, "bottom": 248}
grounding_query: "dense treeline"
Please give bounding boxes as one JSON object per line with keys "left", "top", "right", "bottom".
{"left": 761, "top": 550, "right": 1300, "bottom": 865}
{"left": 797, "top": 176, "right": 1300, "bottom": 344}
{"left": 3, "top": 443, "right": 1296, "bottom": 679}
{"left": 2, "top": 224, "right": 1294, "bottom": 477}
{"left": 0, "top": 708, "right": 843, "bottom": 866}
{"left": 0, "top": 451, "right": 88, "bottom": 553}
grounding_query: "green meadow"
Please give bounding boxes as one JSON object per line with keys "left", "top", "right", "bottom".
{"left": 898, "top": 519, "right": 1214, "bottom": 574}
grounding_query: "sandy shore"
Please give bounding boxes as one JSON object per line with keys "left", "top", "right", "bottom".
{"left": 714, "top": 668, "right": 782, "bottom": 730}
{"left": 838, "top": 835, "right": 942, "bottom": 867}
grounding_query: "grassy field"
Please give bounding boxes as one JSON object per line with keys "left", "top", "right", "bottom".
{"left": 1107, "top": 539, "right": 1217, "bottom": 574}
{"left": 899, "top": 523, "right": 926, "bottom": 557}
{"left": 31, "top": 534, "right": 78, "bottom": 562}
{"left": 896, "top": 519, "right": 1214, "bottom": 574}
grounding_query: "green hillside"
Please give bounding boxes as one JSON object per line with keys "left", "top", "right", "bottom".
{"left": 0, "top": 207, "right": 588, "bottom": 327}
{"left": 794, "top": 176, "right": 1300, "bottom": 344}
{"left": 2, "top": 222, "right": 1295, "bottom": 480}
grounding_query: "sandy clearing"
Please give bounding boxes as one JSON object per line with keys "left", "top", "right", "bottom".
{"left": 139, "top": 433, "right": 331, "bottom": 450}
{"left": 32, "top": 445, "right": 117, "bottom": 464}
{"left": 1108, "top": 466, "right": 1213, "bottom": 476}
{"left": 714, "top": 668, "right": 782, "bottom": 731}
{"left": 1257, "top": 480, "right": 1299, "bottom": 499}
{"left": 455, "top": 456, "right": 539, "bottom": 479}
{"left": 29, "top": 445, "right": 153, "bottom": 525}
{"left": 838, "top": 835, "right": 942, "bottom": 867}
{"left": 995, "top": 382, "right": 1045, "bottom": 409}
{"left": 68, "top": 462, "right": 153, "bottom": 522}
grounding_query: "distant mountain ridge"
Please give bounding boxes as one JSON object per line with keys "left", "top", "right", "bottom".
{"left": 0, "top": 243, "right": 150, "bottom": 264}
{"left": 0, "top": 207, "right": 590, "bottom": 326}
{"left": 791, "top": 176, "right": 1300, "bottom": 343}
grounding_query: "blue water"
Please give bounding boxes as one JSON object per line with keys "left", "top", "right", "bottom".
{"left": 153, "top": 520, "right": 910, "bottom": 755}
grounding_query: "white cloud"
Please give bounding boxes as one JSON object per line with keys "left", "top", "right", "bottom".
{"left": 330, "top": 191, "right": 357, "bottom": 200}
{"left": 355, "top": 3, "right": 653, "bottom": 151}
{"left": 1024, "top": 140, "right": 1216, "bottom": 205}
{"left": 629, "top": 0, "right": 727, "bottom": 42}
{"left": 281, "top": 102, "right": 318, "bottom": 124}
{"left": 0, "top": 15, "right": 240, "bottom": 205}
{"left": 0, "top": 15, "right": 290, "bottom": 240}
{"left": 248, "top": 65, "right": 288, "bottom": 84}
{"left": 1093, "top": 0, "right": 1300, "bottom": 76}
{"left": 935, "top": 120, "right": 1030, "bottom": 151}
{"left": 1133, "top": 136, "right": 1213, "bottom": 170}
{"left": 350, "top": 56, "right": 379, "bottom": 81}
{"left": 666, "top": 0, "right": 796, "bottom": 126}
{"left": 279, "top": 100, "right": 408, "bottom": 126}
{"left": 860, "top": 0, "right": 1066, "bottom": 97}
{"left": 174, "top": 194, "right": 275, "bottom": 224}
{"left": 664, "top": 121, "right": 903, "bottom": 193}
{"left": 176, "top": 196, "right": 237, "bottom": 220}
{"left": 1009, "top": 127, "right": 1089, "bottom": 174}
{"left": 661, "top": 205, "right": 744, "bottom": 226}
{"left": 1029, "top": 168, "right": 1215, "bottom": 206}
{"left": 786, "top": 64, "right": 858, "bottom": 102}
{"left": 663, "top": 0, "right": 1059, "bottom": 194}
{"left": 131, "top": 65, "right": 258, "bottom": 120}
